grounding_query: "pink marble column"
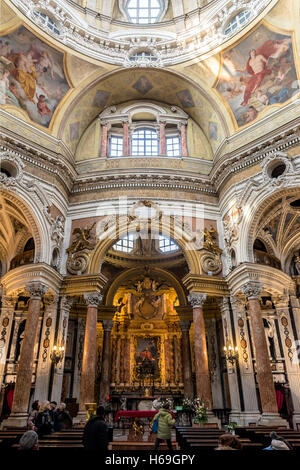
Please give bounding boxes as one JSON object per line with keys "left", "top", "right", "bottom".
{"left": 100, "top": 122, "right": 108, "bottom": 157}
{"left": 99, "top": 320, "right": 113, "bottom": 402}
{"left": 242, "top": 282, "right": 278, "bottom": 414}
{"left": 180, "top": 122, "right": 188, "bottom": 157}
{"left": 179, "top": 320, "right": 193, "bottom": 397}
{"left": 79, "top": 293, "right": 102, "bottom": 412}
{"left": 10, "top": 282, "right": 48, "bottom": 423}
{"left": 188, "top": 293, "right": 213, "bottom": 409}
{"left": 123, "top": 121, "right": 129, "bottom": 156}
{"left": 159, "top": 121, "right": 166, "bottom": 156}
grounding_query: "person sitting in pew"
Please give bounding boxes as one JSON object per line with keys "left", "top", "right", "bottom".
{"left": 264, "top": 431, "right": 293, "bottom": 450}
{"left": 18, "top": 430, "right": 39, "bottom": 451}
{"left": 215, "top": 434, "right": 243, "bottom": 450}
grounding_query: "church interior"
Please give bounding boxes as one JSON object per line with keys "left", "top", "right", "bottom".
{"left": 0, "top": 0, "right": 300, "bottom": 451}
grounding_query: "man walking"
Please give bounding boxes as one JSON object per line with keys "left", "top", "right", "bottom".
{"left": 83, "top": 405, "right": 108, "bottom": 451}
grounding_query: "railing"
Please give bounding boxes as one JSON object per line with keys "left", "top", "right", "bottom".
{"left": 10, "top": 250, "right": 34, "bottom": 270}
{"left": 254, "top": 250, "right": 281, "bottom": 270}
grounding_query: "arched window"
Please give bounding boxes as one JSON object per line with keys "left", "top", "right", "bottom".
{"left": 224, "top": 10, "right": 251, "bottom": 36}
{"left": 131, "top": 128, "right": 159, "bottom": 156}
{"left": 158, "top": 235, "right": 179, "bottom": 253}
{"left": 33, "top": 10, "right": 60, "bottom": 35}
{"left": 113, "top": 234, "right": 135, "bottom": 253}
{"left": 125, "top": 0, "right": 164, "bottom": 24}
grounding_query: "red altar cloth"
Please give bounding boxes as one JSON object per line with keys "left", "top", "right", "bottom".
{"left": 115, "top": 410, "right": 175, "bottom": 422}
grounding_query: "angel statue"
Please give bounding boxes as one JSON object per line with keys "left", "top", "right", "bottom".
{"left": 66, "top": 222, "right": 96, "bottom": 254}
{"left": 203, "top": 226, "right": 218, "bottom": 252}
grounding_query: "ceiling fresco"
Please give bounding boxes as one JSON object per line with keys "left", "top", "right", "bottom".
{"left": 215, "top": 23, "right": 300, "bottom": 128}
{"left": 0, "top": 25, "right": 70, "bottom": 127}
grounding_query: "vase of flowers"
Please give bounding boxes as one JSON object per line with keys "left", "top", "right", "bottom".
{"left": 193, "top": 398, "right": 208, "bottom": 426}
{"left": 182, "top": 398, "right": 194, "bottom": 412}
{"left": 225, "top": 422, "right": 237, "bottom": 435}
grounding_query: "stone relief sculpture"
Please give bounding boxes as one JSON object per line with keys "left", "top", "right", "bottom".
{"left": 66, "top": 222, "right": 96, "bottom": 275}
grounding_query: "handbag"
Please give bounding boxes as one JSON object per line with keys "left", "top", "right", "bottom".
{"left": 151, "top": 419, "right": 158, "bottom": 433}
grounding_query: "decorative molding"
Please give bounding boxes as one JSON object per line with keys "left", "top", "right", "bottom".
{"left": 9, "top": 0, "right": 275, "bottom": 66}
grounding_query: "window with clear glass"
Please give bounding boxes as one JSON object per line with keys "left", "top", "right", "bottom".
{"left": 33, "top": 11, "right": 60, "bottom": 35}
{"left": 125, "top": 0, "right": 163, "bottom": 24}
{"left": 109, "top": 136, "right": 123, "bottom": 157}
{"left": 131, "top": 128, "right": 159, "bottom": 157}
{"left": 224, "top": 10, "right": 251, "bottom": 35}
{"left": 166, "top": 136, "right": 181, "bottom": 157}
{"left": 113, "top": 234, "right": 135, "bottom": 253}
{"left": 159, "top": 235, "right": 179, "bottom": 253}
{"left": 129, "top": 51, "right": 157, "bottom": 62}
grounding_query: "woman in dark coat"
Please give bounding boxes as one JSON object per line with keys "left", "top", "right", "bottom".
{"left": 35, "top": 401, "right": 53, "bottom": 437}
{"left": 54, "top": 402, "right": 73, "bottom": 431}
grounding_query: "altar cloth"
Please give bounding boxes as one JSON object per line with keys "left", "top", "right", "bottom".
{"left": 115, "top": 410, "right": 175, "bottom": 422}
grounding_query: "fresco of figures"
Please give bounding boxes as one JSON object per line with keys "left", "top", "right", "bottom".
{"left": 0, "top": 26, "right": 70, "bottom": 127}
{"left": 215, "top": 24, "right": 299, "bottom": 127}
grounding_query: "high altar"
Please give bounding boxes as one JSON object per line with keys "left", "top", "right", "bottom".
{"left": 98, "top": 275, "right": 185, "bottom": 408}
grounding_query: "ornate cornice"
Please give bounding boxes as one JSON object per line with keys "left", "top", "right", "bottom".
{"left": 211, "top": 118, "right": 300, "bottom": 191}
{"left": 182, "top": 273, "right": 229, "bottom": 297}
{"left": 9, "top": 0, "right": 275, "bottom": 66}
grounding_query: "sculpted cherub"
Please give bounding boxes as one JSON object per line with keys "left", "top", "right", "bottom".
{"left": 67, "top": 222, "right": 96, "bottom": 254}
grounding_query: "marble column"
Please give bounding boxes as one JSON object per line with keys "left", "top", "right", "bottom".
{"left": 123, "top": 120, "right": 129, "bottom": 156}
{"left": 220, "top": 298, "right": 242, "bottom": 418}
{"left": 230, "top": 296, "right": 260, "bottom": 423}
{"left": 99, "top": 320, "right": 113, "bottom": 402}
{"left": 159, "top": 121, "right": 166, "bottom": 156}
{"left": 100, "top": 121, "right": 108, "bottom": 157}
{"left": 8, "top": 282, "right": 48, "bottom": 426}
{"left": 0, "top": 295, "right": 17, "bottom": 387}
{"left": 72, "top": 318, "right": 86, "bottom": 402}
{"left": 50, "top": 296, "right": 73, "bottom": 403}
{"left": 188, "top": 293, "right": 212, "bottom": 408}
{"left": 34, "top": 294, "right": 58, "bottom": 402}
{"left": 274, "top": 295, "right": 300, "bottom": 429}
{"left": 179, "top": 122, "right": 188, "bottom": 157}
{"left": 79, "top": 293, "right": 103, "bottom": 413}
{"left": 179, "top": 321, "right": 193, "bottom": 397}
{"left": 242, "top": 282, "right": 285, "bottom": 425}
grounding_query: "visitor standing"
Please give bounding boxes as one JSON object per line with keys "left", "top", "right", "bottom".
{"left": 83, "top": 405, "right": 109, "bottom": 451}
{"left": 35, "top": 401, "right": 53, "bottom": 437}
{"left": 27, "top": 400, "right": 39, "bottom": 430}
{"left": 152, "top": 403, "right": 175, "bottom": 451}
{"left": 54, "top": 402, "right": 73, "bottom": 431}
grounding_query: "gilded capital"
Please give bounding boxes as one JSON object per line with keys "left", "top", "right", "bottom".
{"left": 242, "top": 281, "right": 262, "bottom": 300}
{"left": 188, "top": 293, "right": 206, "bottom": 308}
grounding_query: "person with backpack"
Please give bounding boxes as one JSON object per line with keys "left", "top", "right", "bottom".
{"left": 54, "top": 402, "right": 73, "bottom": 431}
{"left": 152, "top": 402, "right": 175, "bottom": 451}
{"left": 35, "top": 401, "right": 53, "bottom": 437}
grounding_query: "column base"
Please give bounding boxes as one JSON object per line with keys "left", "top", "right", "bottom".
{"left": 1, "top": 413, "right": 28, "bottom": 429}
{"left": 229, "top": 411, "right": 261, "bottom": 426}
{"left": 73, "top": 411, "right": 87, "bottom": 424}
{"left": 292, "top": 413, "right": 300, "bottom": 430}
{"left": 257, "top": 413, "right": 289, "bottom": 428}
{"left": 207, "top": 411, "right": 221, "bottom": 428}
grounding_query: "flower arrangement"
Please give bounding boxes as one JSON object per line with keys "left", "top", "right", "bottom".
{"left": 225, "top": 422, "right": 237, "bottom": 434}
{"left": 193, "top": 398, "right": 208, "bottom": 423}
{"left": 182, "top": 398, "right": 194, "bottom": 411}
{"left": 162, "top": 398, "right": 173, "bottom": 409}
